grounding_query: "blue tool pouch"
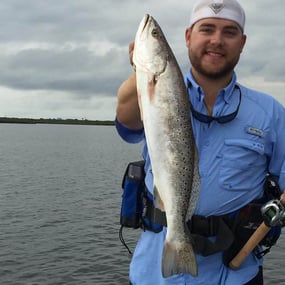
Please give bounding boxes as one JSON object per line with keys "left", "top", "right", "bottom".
{"left": 120, "top": 160, "right": 145, "bottom": 229}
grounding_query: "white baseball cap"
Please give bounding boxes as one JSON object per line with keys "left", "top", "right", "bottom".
{"left": 190, "top": 0, "right": 246, "bottom": 32}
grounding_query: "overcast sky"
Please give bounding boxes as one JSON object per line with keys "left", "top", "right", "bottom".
{"left": 0, "top": 0, "right": 284, "bottom": 120}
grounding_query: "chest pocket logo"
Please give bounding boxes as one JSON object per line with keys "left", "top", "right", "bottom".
{"left": 246, "top": 126, "right": 264, "bottom": 138}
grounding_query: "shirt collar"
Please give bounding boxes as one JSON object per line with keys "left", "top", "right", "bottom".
{"left": 184, "top": 70, "right": 237, "bottom": 104}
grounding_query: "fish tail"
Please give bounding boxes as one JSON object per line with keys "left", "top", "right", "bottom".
{"left": 162, "top": 239, "right": 198, "bottom": 278}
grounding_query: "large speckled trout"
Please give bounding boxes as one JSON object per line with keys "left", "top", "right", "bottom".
{"left": 133, "top": 14, "right": 200, "bottom": 277}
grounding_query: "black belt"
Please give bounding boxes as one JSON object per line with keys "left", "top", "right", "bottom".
{"left": 145, "top": 198, "right": 225, "bottom": 237}
{"left": 144, "top": 199, "right": 234, "bottom": 256}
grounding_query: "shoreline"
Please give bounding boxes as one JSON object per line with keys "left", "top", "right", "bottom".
{"left": 0, "top": 117, "right": 114, "bottom": 126}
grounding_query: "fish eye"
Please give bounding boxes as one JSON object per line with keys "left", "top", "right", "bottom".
{"left": 152, "top": 28, "right": 159, "bottom": 37}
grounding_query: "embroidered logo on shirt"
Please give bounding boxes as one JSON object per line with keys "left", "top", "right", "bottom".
{"left": 246, "top": 126, "right": 264, "bottom": 137}
{"left": 209, "top": 2, "right": 225, "bottom": 14}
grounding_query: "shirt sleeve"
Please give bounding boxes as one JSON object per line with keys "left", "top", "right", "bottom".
{"left": 268, "top": 101, "right": 285, "bottom": 190}
{"left": 279, "top": 160, "right": 285, "bottom": 190}
{"left": 115, "top": 117, "right": 144, "bottom": 144}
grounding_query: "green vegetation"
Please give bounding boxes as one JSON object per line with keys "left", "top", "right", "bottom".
{"left": 0, "top": 117, "right": 114, "bottom": 126}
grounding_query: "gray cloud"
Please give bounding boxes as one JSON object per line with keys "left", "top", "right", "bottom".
{"left": 0, "top": 0, "right": 284, "bottom": 120}
{"left": 0, "top": 46, "right": 128, "bottom": 96}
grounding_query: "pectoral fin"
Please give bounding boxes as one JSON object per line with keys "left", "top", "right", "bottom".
{"left": 148, "top": 74, "right": 157, "bottom": 102}
{"left": 137, "top": 90, "right": 144, "bottom": 120}
{"left": 153, "top": 185, "right": 165, "bottom": 212}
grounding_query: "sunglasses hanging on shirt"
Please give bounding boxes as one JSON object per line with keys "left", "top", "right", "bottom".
{"left": 189, "top": 85, "right": 242, "bottom": 124}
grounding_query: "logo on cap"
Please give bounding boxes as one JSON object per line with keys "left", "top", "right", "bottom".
{"left": 209, "top": 3, "right": 225, "bottom": 14}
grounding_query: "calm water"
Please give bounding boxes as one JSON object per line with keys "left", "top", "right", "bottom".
{"left": 0, "top": 124, "right": 284, "bottom": 285}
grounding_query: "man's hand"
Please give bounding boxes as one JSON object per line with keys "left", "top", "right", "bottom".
{"left": 116, "top": 41, "right": 143, "bottom": 130}
{"left": 129, "top": 41, "right": 135, "bottom": 68}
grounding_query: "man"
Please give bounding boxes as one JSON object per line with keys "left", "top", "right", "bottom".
{"left": 115, "top": 0, "right": 285, "bottom": 284}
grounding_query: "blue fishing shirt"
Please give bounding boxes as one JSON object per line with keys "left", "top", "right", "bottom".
{"left": 115, "top": 71, "right": 285, "bottom": 285}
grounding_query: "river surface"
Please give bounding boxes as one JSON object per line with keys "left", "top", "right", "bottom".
{"left": 0, "top": 124, "right": 284, "bottom": 284}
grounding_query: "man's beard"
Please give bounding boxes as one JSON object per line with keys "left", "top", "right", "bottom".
{"left": 189, "top": 51, "right": 240, "bottom": 80}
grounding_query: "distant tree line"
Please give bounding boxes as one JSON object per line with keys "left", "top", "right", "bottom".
{"left": 0, "top": 117, "right": 114, "bottom": 126}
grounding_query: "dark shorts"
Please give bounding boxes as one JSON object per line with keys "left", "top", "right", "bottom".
{"left": 129, "top": 266, "right": 263, "bottom": 285}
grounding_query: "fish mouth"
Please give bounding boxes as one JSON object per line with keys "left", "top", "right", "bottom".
{"left": 142, "top": 14, "right": 150, "bottom": 33}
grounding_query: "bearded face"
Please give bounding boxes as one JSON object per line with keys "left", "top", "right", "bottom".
{"left": 186, "top": 18, "right": 246, "bottom": 81}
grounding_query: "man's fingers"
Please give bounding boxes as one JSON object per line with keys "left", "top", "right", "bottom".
{"left": 129, "top": 41, "right": 135, "bottom": 67}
